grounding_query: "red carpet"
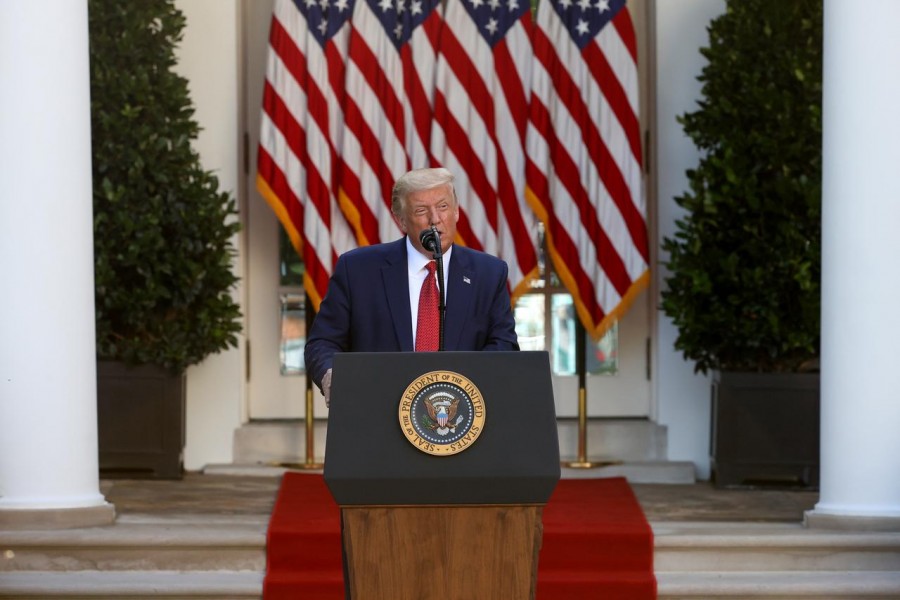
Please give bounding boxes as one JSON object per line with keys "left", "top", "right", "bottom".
{"left": 538, "top": 477, "right": 657, "bottom": 599}
{"left": 264, "top": 473, "right": 656, "bottom": 599}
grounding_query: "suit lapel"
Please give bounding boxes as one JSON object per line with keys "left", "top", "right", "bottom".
{"left": 444, "top": 248, "right": 474, "bottom": 351}
{"left": 382, "top": 239, "right": 414, "bottom": 351}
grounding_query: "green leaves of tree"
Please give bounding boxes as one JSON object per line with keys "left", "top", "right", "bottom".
{"left": 90, "top": 0, "right": 241, "bottom": 374}
{"left": 661, "top": 0, "right": 822, "bottom": 374}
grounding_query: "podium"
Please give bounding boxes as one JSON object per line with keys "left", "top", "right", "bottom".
{"left": 324, "top": 351, "right": 560, "bottom": 600}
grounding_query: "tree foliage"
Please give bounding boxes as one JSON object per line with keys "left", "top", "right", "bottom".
{"left": 89, "top": 0, "right": 241, "bottom": 373}
{"left": 661, "top": 0, "right": 822, "bottom": 374}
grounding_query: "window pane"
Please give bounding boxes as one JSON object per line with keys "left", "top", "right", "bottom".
{"left": 551, "top": 293, "right": 576, "bottom": 375}
{"left": 514, "top": 294, "right": 545, "bottom": 351}
{"left": 280, "top": 293, "right": 306, "bottom": 375}
{"left": 279, "top": 226, "right": 304, "bottom": 287}
{"left": 587, "top": 321, "right": 618, "bottom": 376}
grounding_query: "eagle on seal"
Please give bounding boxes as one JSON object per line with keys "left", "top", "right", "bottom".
{"left": 425, "top": 395, "right": 459, "bottom": 429}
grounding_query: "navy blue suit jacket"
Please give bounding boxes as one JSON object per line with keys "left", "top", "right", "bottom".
{"left": 304, "top": 238, "right": 519, "bottom": 390}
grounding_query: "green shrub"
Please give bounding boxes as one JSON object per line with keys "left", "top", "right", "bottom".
{"left": 661, "top": 0, "right": 822, "bottom": 374}
{"left": 89, "top": 0, "right": 241, "bottom": 373}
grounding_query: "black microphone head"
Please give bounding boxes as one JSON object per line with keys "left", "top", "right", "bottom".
{"left": 419, "top": 228, "right": 438, "bottom": 252}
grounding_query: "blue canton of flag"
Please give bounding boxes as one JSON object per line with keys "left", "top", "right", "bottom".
{"left": 459, "top": 0, "right": 530, "bottom": 48}
{"left": 294, "top": 0, "right": 356, "bottom": 46}
{"left": 549, "top": 0, "right": 624, "bottom": 49}
{"left": 365, "top": 0, "right": 442, "bottom": 49}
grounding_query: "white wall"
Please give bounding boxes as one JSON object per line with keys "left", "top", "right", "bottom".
{"left": 173, "top": 0, "right": 245, "bottom": 471}
{"left": 653, "top": 0, "right": 725, "bottom": 481}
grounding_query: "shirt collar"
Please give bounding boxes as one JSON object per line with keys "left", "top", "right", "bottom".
{"left": 406, "top": 236, "right": 452, "bottom": 274}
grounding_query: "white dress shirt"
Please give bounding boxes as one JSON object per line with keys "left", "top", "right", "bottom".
{"left": 406, "top": 235, "right": 451, "bottom": 345}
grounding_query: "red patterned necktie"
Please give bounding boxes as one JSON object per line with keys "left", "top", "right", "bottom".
{"left": 416, "top": 261, "right": 439, "bottom": 351}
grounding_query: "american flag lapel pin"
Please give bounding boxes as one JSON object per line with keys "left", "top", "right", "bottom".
{"left": 463, "top": 276, "right": 471, "bottom": 284}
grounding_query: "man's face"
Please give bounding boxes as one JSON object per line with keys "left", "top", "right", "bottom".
{"left": 394, "top": 183, "right": 460, "bottom": 258}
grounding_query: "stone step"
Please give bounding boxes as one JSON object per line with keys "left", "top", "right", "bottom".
{"left": 232, "top": 418, "right": 693, "bottom": 483}
{"left": 3, "top": 570, "right": 899, "bottom": 600}
{"left": 4, "top": 517, "right": 900, "bottom": 599}
{"left": 656, "top": 571, "right": 900, "bottom": 599}
{"left": 652, "top": 522, "right": 900, "bottom": 573}
{"left": 206, "top": 459, "right": 698, "bottom": 484}
{"left": 0, "top": 571, "right": 263, "bottom": 599}
{"left": 0, "top": 516, "right": 267, "bottom": 573}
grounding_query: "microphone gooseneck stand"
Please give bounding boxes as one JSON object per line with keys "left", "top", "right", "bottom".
{"left": 418, "top": 226, "right": 446, "bottom": 351}
{"left": 429, "top": 225, "right": 446, "bottom": 352}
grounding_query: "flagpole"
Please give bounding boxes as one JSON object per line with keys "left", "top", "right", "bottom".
{"left": 280, "top": 293, "right": 323, "bottom": 471}
{"left": 563, "top": 319, "right": 620, "bottom": 469}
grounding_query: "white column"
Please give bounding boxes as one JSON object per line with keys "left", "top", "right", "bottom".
{"left": 0, "top": 1, "right": 113, "bottom": 527}
{"left": 809, "top": 0, "right": 900, "bottom": 529}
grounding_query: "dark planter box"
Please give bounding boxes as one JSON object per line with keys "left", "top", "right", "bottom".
{"left": 97, "top": 361, "right": 185, "bottom": 479}
{"left": 712, "top": 371, "right": 819, "bottom": 489}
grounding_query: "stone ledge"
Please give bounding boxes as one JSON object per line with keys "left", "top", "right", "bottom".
{"left": 657, "top": 570, "right": 900, "bottom": 598}
{"left": 560, "top": 460, "right": 696, "bottom": 484}
{"left": 0, "top": 570, "right": 262, "bottom": 598}
{"left": 0, "top": 521, "right": 266, "bottom": 546}
{"left": 652, "top": 521, "right": 900, "bottom": 546}
{"left": 205, "top": 460, "right": 698, "bottom": 484}
{"left": 0, "top": 504, "right": 116, "bottom": 530}
{"left": 805, "top": 510, "right": 900, "bottom": 532}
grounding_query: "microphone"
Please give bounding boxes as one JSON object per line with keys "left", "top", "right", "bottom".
{"left": 419, "top": 227, "right": 440, "bottom": 254}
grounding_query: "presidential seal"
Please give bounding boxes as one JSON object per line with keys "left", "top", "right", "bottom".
{"left": 398, "top": 370, "right": 485, "bottom": 456}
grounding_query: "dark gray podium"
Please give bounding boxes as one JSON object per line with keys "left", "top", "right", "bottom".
{"left": 323, "top": 351, "right": 560, "bottom": 599}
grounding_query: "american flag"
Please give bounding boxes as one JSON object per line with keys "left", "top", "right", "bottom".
{"left": 526, "top": 0, "right": 648, "bottom": 337}
{"left": 430, "top": 0, "right": 539, "bottom": 299}
{"left": 259, "top": 0, "right": 647, "bottom": 328}
{"left": 338, "top": 0, "right": 443, "bottom": 246}
{"left": 257, "top": 0, "right": 357, "bottom": 309}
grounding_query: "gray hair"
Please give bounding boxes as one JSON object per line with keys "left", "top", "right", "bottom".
{"left": 390, "top": 168, "right": 457, "bottom": 217}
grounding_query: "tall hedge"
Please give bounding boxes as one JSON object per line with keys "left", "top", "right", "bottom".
{"left": 89, "top": 0, "right": 241, "bottom": 373}
{"left": 661, "top": 0, "right": 822, "bottom": 374}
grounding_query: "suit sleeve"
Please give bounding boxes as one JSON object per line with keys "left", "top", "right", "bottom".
{"left": 482, "top": 260, "right": 520, "bottom": 351}
{"left": 304, "top": 255, "right": 352, "bottom": 391}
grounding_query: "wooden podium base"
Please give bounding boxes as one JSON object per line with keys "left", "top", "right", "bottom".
{"left": 342, "top": 505, "right": 544, "bottom": 600}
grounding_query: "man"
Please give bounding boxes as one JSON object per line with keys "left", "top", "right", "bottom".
{"left": 304, "top": 167, "right": 519, "bottom": 406}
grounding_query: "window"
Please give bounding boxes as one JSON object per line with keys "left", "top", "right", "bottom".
{"left": 514, "top": 224, "right": 618, "bottom": 376}
{"left": 279, "top": 227, "right": 306, "bottom": 375}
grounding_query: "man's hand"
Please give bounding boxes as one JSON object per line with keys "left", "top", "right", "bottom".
{"left": 322, "top": 368, "right": 333, "bottom": 408}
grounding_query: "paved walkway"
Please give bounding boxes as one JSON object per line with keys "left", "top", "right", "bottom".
{"left": 100, "top": 470, "right": 819, "bottom": 524}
